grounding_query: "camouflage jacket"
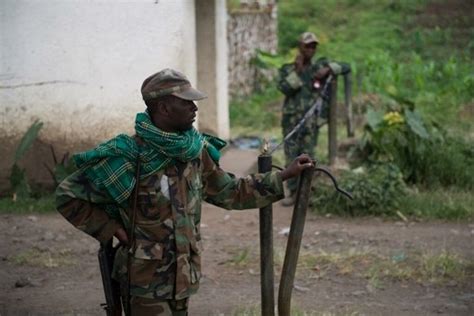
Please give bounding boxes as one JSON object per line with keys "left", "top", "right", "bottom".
{"left": 277, "top": 57, "right": 343, "bottom": 122}
{"left": 56, "top": 148, "right": 284, "bottom": 300}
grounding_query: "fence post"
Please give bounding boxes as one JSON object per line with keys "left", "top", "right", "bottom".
{"left": 258, "top": 153, "right": 275, "bottom": 316}
{"left": 328, "top": 78, "right": 338, "bottom": 166}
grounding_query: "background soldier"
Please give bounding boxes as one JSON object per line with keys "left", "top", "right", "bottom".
{"left": 277, "top": 32, "right": 344, "bottom": 206}
{"left": 55, "top": 68, "right": 314, "bottom": 315}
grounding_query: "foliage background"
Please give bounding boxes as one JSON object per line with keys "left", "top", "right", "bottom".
{"left": 230, "top": 0, "right": 473, "bottom": 219}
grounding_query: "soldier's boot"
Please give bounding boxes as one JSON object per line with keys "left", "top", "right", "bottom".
{"left": 281, "top": 194, "right": 296, "bottom": 207}
{"left": 281, "top": 188, "right": 297, "bottom": 207}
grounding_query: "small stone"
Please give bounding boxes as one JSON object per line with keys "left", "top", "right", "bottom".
{"left": 43, "top": 231, "right": 55, "bottom": 240}
{"left": 27, "top": 215, "right": 38, "bottom": 222}
{"left": 248, "top": 269, "right": 258, "bottom": 275}
{"left": 351, "top": 290, "right": 365, "bottom": 297}
{"left": 294, "top": 284, "right": 310, "bottom": 292}
{"left": 278, "top": 227, "right": 290, "bottom": 236}
{"left": 55, "top": 234, "right": 67, "bottom": 241}
{"left": 15, "top": 277, "right": 32, "bottom": 288}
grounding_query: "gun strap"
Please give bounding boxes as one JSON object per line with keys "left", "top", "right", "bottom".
{"left": 126, "top": 151, "right": 141, "bottom": 316}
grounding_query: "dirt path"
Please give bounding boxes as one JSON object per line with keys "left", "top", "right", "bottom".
{"left": 1, "top": 148, "right": 473, "bottom": 315}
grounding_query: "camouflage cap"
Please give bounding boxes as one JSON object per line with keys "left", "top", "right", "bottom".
{"left": 141, "top": 68, "right": 207, "bottom": 101}
{"left": 299, "top": 32, "right": 319, "bottom": 44}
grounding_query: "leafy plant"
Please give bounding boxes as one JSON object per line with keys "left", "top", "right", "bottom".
{"left": 311, "top": 163, "right": 407, "bottom": 216}
{"left": 355, "top": 106, "right": 473, "bottom": 189}
{"left": 10, "top": 120, "right": 43, "bottom": 199}
{"left": 43, "top": 145, "right": 77, "bottom": 187}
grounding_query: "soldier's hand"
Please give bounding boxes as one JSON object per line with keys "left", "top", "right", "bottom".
{"left": 314, "top": 66, "right": 331, "bottom": 80}
{"left": 294, "top": 54, "right": 305, "bottom": 74}
{"left": 280, "top": 154, "right": 314, "bottom": 181}
{"left": 114, "top": 227, "right": 129, "bottom": 245}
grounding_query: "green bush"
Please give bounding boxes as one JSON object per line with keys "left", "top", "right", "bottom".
{"left": 421, "top": 137, "right": 474, "bottom": 189}
{"left": 400, "top": 188, "right": 474, "bottom": 220}
{"left": 311, "top": 163, "right": 407, "bottom": 216}
{"left": 229, "top": 85, "right": 282, "bottom": 131}
{"left": 355, "top": 107, "right": 473, "bottom": 189}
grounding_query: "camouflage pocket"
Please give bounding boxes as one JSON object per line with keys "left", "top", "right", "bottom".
{"left": 189, "top": 240, "right": 202, "bottom": 284}
{"left": 186, "top": 175, "right": 203, "bottom": 218}
{"left": 130, "top": 239, "right": 163, "bottom": 289}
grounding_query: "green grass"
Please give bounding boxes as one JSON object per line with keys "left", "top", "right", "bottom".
{"left": 232, "top": 304, "right": 362, "bottom": 316}
{"left": 400, "top": 188, "right": 474, "bottom": 220}
{"left": 8, "top": 247, "right": 75, "bottom": 268}
{"left": 230, "top": 0, "right": 473, "bottom": 221}
{"left": 297, "top": 248, "right": 473, "bottom": 287}
{"left": 0, "top": 195, "right": 56, "bottom": 213}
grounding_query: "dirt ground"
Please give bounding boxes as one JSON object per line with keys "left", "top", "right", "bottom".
{"left": 1, "top": 148, "right": 473, "bottom": 315}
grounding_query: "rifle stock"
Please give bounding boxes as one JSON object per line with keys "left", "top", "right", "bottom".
{"left": 98, "top": 239, "right": 122, "bottom": 316}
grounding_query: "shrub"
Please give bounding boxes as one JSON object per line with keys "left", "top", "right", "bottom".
{"left": 311, "top": 163, "right": 407, "bottom": 216}
{"left": 354, "top": 107, "right": 474, "bottom": 189}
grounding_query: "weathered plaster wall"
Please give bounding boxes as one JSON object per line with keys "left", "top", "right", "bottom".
{"left": 227, "top": 2, "right": 278, "bottom": 97}
{"left": 0, "top": 0, "right": 198, "bottom": 188}
{"left": 196, "top": 0, "right": 229, "bottom": 139}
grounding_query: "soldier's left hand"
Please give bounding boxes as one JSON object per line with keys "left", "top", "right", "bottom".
{"left": 280, "top": 154, "right": 314, "bottom": 181}
{"left": 314, "top": 66, "right": 332, "bottom": 80}
{"left": 114, "top": 227, "right": 129, "bottom": 246}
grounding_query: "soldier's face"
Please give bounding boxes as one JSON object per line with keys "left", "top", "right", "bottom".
{"left": 300, "top": 42, "right": 317, "bottom": 60}
{"left": 164, "top": 96, "right": 198, "bottom": 132}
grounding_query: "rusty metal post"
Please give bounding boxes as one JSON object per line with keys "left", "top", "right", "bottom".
{"left": 278, "top": 167, "right": 315, "bottom": 316}
{"left": 344, "top": 72, "right": 354, "bottom": 137}
{"left": 328, "top": 78, "right": 338, "bottom": 166}
{"left": 258, "top": 153, "right": 275, "bottom": 316}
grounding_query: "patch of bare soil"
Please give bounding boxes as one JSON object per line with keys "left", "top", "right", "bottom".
{"left": 0, "top": 205, "right": 473, "bottom": 315}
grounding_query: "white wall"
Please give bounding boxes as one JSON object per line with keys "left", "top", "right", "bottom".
{"left": 0, "top": 0, "right": 198, "bottom": 147}
{"left": 195, "top": 0, "right": 229, "bottom": 139}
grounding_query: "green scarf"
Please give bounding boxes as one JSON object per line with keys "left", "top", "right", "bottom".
{"left": 73, "top": 111, "right": 226, "bottom": 206}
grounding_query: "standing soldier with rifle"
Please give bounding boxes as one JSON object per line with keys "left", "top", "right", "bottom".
{"left": 55, "top": 68, "right": 314, "bottom": 315}
{"left": 277, "top": 32, "right": 349, "bottom": 206}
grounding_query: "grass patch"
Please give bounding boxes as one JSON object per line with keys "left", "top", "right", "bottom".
{"left": 232, "top": 304, "right": 361, "bottom": 316}
{"left": 0, "top": 195, "right": 56, "bottom": 214}
{"left": 225, "top": 247, "right": 252, "bottom": 267}
{"left": 295, "top": 248, "right": 473, "bottom": 287}
{"left": 400, "top": 188, "right": 474, "bottom": 220}
{"left": 230, "top": 85, "right": 282, "bottom": 134}
{"left": 8, "top": 247, "right": 75, "bottom": 268}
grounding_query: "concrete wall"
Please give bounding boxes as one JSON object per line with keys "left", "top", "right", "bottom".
{"left": 227, "top": 1, "right": 278, "bottom": 97}
{"left": 0, "top": 0, "right": 199, "bottom": 188}
{"left": 195, "top": 0, "right": 230, "bottom": 139}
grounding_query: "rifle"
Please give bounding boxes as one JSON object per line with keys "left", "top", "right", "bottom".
{"left": 98, "top": 239, "right": 122, "bottom": 316}
{"left": 269, "top": 74, "right": 333, "bottom": 155}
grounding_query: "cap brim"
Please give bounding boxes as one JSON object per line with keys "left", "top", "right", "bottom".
{"left": 302, "top": 39, "right": 319, "bottom": 44}
{"left": 172, "top": 87, "right": 207, "bottom": 101}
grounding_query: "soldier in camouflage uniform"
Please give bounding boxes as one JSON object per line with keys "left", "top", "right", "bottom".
{"left": 277, "top": 32, "right": 343, "bottom": 206}
{"left": 56, "top": 68, "right": 314, "bottom": 315}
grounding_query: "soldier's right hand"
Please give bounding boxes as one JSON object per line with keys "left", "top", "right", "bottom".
{"left": 114, "top": 227, "right": 129, "bottom": 245}
{"left": 280, "top": 154, "right": 314, "bottom": 181}
{"left": 294, "top": 54, "right": 305, "bottom": 73}
{"left": 314, "top": 66, "right": 331, "bottom": 80}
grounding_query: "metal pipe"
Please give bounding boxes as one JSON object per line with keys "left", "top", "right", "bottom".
{"left": 278, "top": 167, "right": 315, "bottom": 316}
{"left": 258, "top": 153, "right": 275, "bottom": 316}
{"left": 344, "top": 72, "right": 354, "bottom": 137}
{"left": 328, "top": 78, "right": 338, "bottom": 166}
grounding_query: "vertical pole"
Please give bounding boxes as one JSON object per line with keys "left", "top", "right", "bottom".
{"left": 344, "top": 72, "right": 354, "bottom": 137}
{"left": 328, "top": 78, "right": 338, "bottom": 166}
{"left": 278, "top": 167, "right": 315, "bottom": 316}
{"left": 258, "top": 154, "right": 275, "bottom": 316}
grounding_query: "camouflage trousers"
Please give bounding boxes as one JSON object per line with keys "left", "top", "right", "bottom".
{"left": 282, "top": 113, "right": 319, "bottom": 195}
{"left": 125, "top": 295, "right": 188, "bottom": 316}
